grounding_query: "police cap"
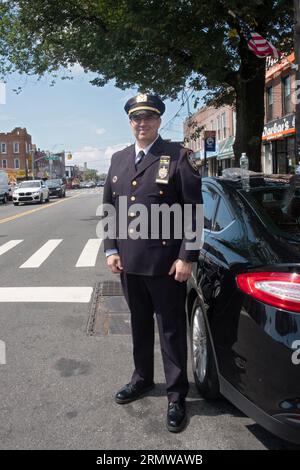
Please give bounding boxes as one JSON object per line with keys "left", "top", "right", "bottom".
{"left": 124, "top": 94, "right": 165, "bottom": 117}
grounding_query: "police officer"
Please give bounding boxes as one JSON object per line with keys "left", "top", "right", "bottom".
{"left": 103, "top": 93, "right": 202, "bottom": 433}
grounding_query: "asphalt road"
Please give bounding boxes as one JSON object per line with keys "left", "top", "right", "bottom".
{"left": 0, "top": 188, "right": 297, "bottom": 450}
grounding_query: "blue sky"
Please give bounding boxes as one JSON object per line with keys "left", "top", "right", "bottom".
{"left": 0, "top": 65, "right": 190, "bottom": 173}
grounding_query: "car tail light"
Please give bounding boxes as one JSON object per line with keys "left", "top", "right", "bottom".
{"left": 236, "top": 272, "right": 300, "bottom": 313}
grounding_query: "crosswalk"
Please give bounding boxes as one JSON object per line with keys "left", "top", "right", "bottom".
{"left": 0, "top": 238, "right": 104, "bottom": 268}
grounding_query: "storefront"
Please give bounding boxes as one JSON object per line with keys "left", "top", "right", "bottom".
{"left": 217, "top": 136, "right": 235, "bottom": 173}
{"left": 262, "top": 114, "right": 296, "bottom": 174}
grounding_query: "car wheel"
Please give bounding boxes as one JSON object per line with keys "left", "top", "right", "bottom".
{"left": 45, "top": 195, "right": 49, "bottom": 202}
{"left": 13, "top": 202, "right": 19, "bottom": 206}
{"left": 191, "top": 298, "right": 220, "bottom": 400}
{"left": 63, "top": 191, "right": 66, "bottom": 197}
{"left": 2, "top": 194, "right": 7, "bottom": 204}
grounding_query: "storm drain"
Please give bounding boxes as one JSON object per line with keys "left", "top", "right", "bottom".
{"left": 86, "top": 281, "right": 131, "bottom": 336}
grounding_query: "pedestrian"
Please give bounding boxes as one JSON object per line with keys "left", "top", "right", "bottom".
{"left": 103, "top": 93, "right": 203, "bottom": 433}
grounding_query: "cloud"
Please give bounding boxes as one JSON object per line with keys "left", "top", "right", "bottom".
{"left": 95, "top": 128, "right": 106, "bottom": 135}
{"left": 72, "top": 143, "right": 130, "bottom": 173}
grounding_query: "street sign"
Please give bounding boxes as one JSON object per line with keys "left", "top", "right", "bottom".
{"left": 204, "top": 130, "right": 216, "bottom": 152}
{"left": 44, "top": 155, "right": 60, "bottom": 161}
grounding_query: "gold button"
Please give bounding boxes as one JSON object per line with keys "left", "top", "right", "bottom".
{"left": 162, "top": 241, "right": 166, "bottom": 245}
{"left": 129, "top": 212, "right": 135, "bottom": 217}
{"left": 113, "top": 191, "right": 116, "bottom": 196}
{"left": 129, "top": 228, "right": 135, "bottom": 234}
{"left": 131, "top": 196, "right": 136, "bottom": 201}
{"left": 159, "top": 190, "right": 164, "bottom": 195}
{"left": 132, "top": 181, "right": 137, "bottom": 186}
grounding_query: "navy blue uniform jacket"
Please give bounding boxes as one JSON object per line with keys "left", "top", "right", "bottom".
{"left": 103, "top": 136, "right": 203, "bottom": 276}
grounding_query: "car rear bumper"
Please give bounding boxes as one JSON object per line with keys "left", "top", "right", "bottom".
{"left": 220, "top": 376, "right": 300, "bottom": 445}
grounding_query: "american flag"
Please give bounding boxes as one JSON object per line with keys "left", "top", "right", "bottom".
{"left": 238, "top": 17, "right": 281, "bottom": 59}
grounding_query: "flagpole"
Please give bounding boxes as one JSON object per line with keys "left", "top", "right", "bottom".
{"left": 294, "top": 0, "right": 300, "bottom": 166}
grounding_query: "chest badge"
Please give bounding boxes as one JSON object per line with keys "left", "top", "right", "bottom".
{"left": 112, "top": 176, "right": 118, "bottom": 183}
{"left": 156, "top": 156, "right": 171, "bottom": 184}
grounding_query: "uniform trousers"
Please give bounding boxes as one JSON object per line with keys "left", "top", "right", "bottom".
{"left": 120, "top": 272, "right": 189, "bottom": 403}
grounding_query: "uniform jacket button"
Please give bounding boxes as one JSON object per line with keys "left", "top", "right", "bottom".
{"left": 131, "top": 196, "right": 136, "bottom": 201}
{"left": 132, "top": 181, "right": 137, "bottom": 186}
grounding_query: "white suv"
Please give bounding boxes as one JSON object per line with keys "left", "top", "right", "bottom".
{"left": 13, "top": 180, "right": 50, "bottom": 206}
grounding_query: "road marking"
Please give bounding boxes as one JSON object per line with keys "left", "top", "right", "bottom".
{"left": 0, "top": 340, "right": 6, "bottom": 364}
{"left": 76, "top": 238, "right": 103, "bottom": 267}
{"left": 20, "top": 239, "right": 63, "bottom": 268}
{"left": 0, "top": 239, "right": 23, "bottom": 256}
{"left": 0, "top": 192, "right": 82, "bottom": 225}
{"left": 0, "top": 287, "right": 93, "bottom": 303}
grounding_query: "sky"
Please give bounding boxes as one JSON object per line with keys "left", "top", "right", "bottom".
{"left": 0, "top": 65, "right": 191, "bottom": 174}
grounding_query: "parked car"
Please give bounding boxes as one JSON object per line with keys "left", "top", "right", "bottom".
{"left": 13, "top": 180, "right": 49, "bottom": 205}
{"left": 187, "top": 172, "right": 300, "bottom": 444}
{"left": 46, "top": 178, "right": 66, "bottom": 198}
{"left": 96, "top": 181, "right": 105, "bottom": 187}
{"left": 83, "top": 181, "right": 95, "bottom": 188}
{"left": 0, "top": 171, "right": 10, "bottom": 203}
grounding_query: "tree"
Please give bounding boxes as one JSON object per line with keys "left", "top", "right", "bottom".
{"left": 0, "top": 0, "right": 293, "bottom": 170}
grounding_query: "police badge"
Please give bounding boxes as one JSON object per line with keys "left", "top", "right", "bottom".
{"left": 136, "top": 94, "right": 148, "bottom": 103}
{"left": 156, "top": 156, "right": 171, "bottom": 184}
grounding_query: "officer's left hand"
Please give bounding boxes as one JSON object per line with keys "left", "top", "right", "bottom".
{"left": 168, "top": 259, "right": 193, "bottom": 282}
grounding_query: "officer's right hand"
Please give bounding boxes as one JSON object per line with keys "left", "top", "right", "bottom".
{"left": 107, "top": 254, "right": 123, "bottom": 273}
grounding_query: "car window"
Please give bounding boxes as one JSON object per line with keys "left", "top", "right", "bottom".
{"left": 249, "top": 185, "right": 300, "bottom": 240}
{"left": 202, "top": 188, "right": 218, "bottom": 230}
{"left": 213, "top": 197, "right": 234, "bottom": 232}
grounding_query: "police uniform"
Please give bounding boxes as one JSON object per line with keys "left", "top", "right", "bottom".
{"left": 103, "top": 94, "right": 202, "bottom": 410}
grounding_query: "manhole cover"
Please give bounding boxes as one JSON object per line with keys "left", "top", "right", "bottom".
{"left": 86, "top": 281, "right": 130, "bottom": 336}
{"left": 99, "top": 280, "right": 123, "bottom": 296}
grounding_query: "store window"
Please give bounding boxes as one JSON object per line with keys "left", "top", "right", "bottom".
{"left": 282, "top": 75, "right": 292, "bottom": 115}
{"left": 266, "top": 86, "right": 273, "bottom": 121}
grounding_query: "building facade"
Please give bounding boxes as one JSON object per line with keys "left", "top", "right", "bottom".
{"left": 263, "top": 53, "right": 297, "bottom": 174}
{"left": 183, "top": 104, "right": 236, "bottom": 176}
{"left": 0, "top": 127, "right": 32, "bottom": 181}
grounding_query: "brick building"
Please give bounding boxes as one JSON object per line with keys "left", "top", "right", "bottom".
{"left": 183, "top": 104, "right": 236, "bottom": 176}
{"left": 262, "top": 53, "right": 296, "bottom": 174}
{"left": 0, "top": 127, "right": 33, "bottom": 181}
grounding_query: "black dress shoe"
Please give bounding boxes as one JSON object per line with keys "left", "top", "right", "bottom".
{"left": 115, "top": 382, "right": 154, "bottom": 404}
{"left": 166, "top": 400, "right": 187, "bottom": 433}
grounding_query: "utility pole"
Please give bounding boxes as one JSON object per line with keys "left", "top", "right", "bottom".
{"left": 294, "top": 0, "right": 300, "bottom": 164}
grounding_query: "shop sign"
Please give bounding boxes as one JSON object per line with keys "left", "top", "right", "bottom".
{"left": 262, "top": 114, "right": 295, "bottom": 141}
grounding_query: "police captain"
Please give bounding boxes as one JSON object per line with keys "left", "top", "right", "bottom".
{"left": 103, "top": 93, "right": 203, "bottom": 432}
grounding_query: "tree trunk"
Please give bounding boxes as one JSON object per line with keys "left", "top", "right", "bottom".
{"left": 232, "top": 48, "right": 266, "bottom": 172}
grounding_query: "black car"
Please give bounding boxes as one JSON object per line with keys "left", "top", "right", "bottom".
{"left": 46, "top": 178, "right": 66, "bottom": 198}
{"left": 187, "top": 173, "right": 300, "bottom": 444}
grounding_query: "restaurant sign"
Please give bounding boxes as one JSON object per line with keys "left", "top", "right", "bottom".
{"left": 262, "top": 114, "right": 295, "bottom": 141}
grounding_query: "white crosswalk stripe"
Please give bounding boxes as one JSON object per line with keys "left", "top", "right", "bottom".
{"left": 75, "top": 238, "right": 103, "bottom": 267}
{"left": 0, "top": 238, "right": 104, "bottom": 269}
{"left": 0, "top": 287, "right": 93, "bottom": 303}
{"left": 0, "top": 239, "right": 23, "bottom": 256}
{"left": 20, "top": 239, "right": 63, "bottom": 268}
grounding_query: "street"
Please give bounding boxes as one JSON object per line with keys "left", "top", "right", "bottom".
{"left": 0, "top": 188, "right": 297, "bottom": 450}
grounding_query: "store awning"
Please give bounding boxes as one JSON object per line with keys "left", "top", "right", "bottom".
{"left": 217, "top": 136, "right": 235, "bottom": 160}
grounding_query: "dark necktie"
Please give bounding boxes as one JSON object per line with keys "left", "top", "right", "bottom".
{"left": 135, "top": 150, "right": 145, "bottom": 168}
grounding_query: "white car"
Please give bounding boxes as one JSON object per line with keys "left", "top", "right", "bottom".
{"left": 13, "top": 180, "right": 50, "bottom": 206}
